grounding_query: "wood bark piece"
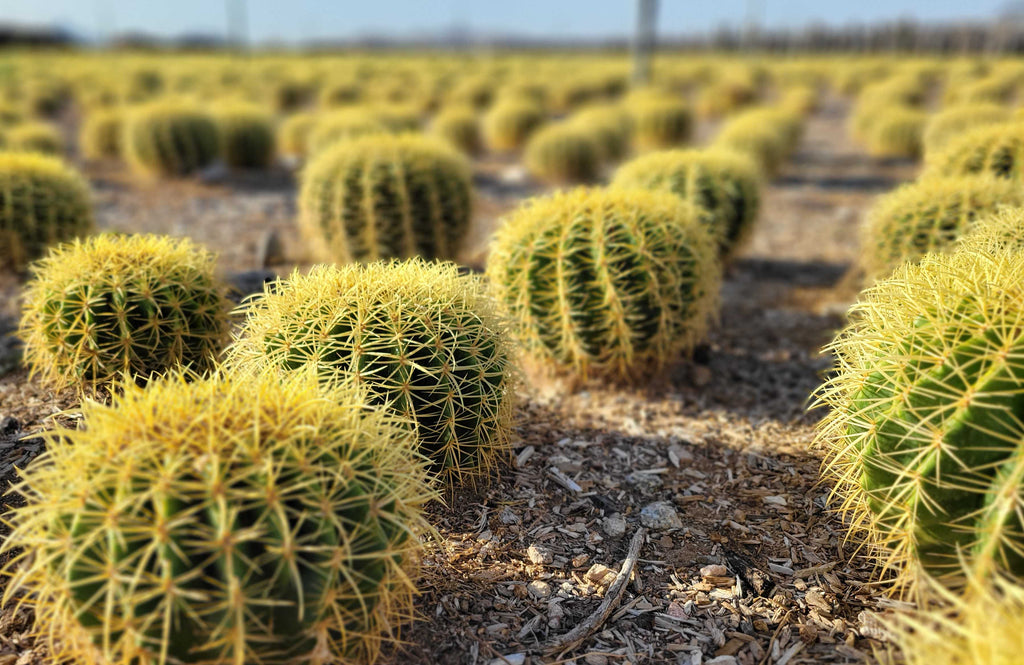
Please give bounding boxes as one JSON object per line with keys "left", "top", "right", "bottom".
{"left": 545, "top": 526, "right": 646, "bottom": 656}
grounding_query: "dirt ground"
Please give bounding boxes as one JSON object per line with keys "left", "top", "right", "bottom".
{"left": 0, "top": 95, "right": 921, "bottom": 665}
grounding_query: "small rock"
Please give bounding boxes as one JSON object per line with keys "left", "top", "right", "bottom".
{"left": 700, "top": 564, "right": 728, "bottom": 578}
{"left": 640, "top": 501, "right": 683, "bottom": 530}
{"left": 257, "top": 229, "right": 286, "bottom": 268}
{"left": 586, "top": 563, "right": 617, "bottom": 586}
{"left": 626, "top": 471, "right": 663, "bottom": 492}
{"left": 527, "top": 544, "right": 554, "bottom": 566}
{"left": 763, "top": 495, "right": 788, "bottom": 507}
{"left": 489, "top": 655, "right": 525, "bottom": 665}
{"left": 707, "top": 657, "right": 737, "bottom": 665}
{"left": 527, "top": 580, "right": 551, "bottom": 599}
{"left": 602, "top": 514, "right": 627, "bottom": 538}
{"left": 585, "top": 655, "right": 609, "bottom": 665}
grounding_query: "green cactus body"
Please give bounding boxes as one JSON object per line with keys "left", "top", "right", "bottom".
{"left": 922, "top": 104, "right": 1010, "bottom": 157}
{"left": 226, "top": 259, "right": 515, "bottom": 489}
{"left": 123, "top": 104, "right": 219, "bottom": 177}
{"left": 486, "top": 187, "right": 721, "bottom": 380}
{"left": 860, "top": 176, "right": 1024, "bottom": 280}
{"left": 298, "top": 134, "right": 472, "bottom": 263}
{"left": 430, "top": 106, "right": 482, "bottom": 156}
{"left": 611, "top": 148, "right": 762, "bottom": 257}
{"left": 79, "top": 108, "right": 123, "bottom": 160}
{"left": 306, "top": 108, "right": 388, "bottom": 156}
{"left": 817, "top": 247, "right": 1024, "bottom": 590}
{"left": 927, "top": 122, "right": 1024, "bottom": 182}
{"left": 0, "top": 152, "right": 93, "bottom": 271}
{"left": 5, "top": 121, "right": 63, "bottom": 156}
{"left": 1, "top": 370, "right": 434, "bottom": 665}
{"left": 864, "top": 106, "right": 927, "bottom": 159}
{"left": 19, "top": 234, "right": 228, "bottom": 391}
{"left": 213, "top": 103, "right": 276, "bottom": 169}
{"left": 523, "top": 123, "right": 601, "bottom": 184}
{"left": 482, "top": 100, "right": 545, "bottom": 152}
{"left": 569, "top": 104, "right": 632, "bottom": 163}
{"left": 630, "top": 97, "right": 693, "bottom": 151}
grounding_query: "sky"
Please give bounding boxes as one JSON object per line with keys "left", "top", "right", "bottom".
{"left": 2, "top": 0, "right": 1016, "bottom": 44}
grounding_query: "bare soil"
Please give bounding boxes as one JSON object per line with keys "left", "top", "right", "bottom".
{"left": 0, "top": 96, "right": 920, "bottom": 665}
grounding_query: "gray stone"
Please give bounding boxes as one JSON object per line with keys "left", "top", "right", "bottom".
{"left": 640, "top": 501, "right": 683, "bottom": 530}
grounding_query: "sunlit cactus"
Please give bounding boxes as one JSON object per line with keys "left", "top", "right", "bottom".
{"left": 713, "top": 107, "right": 802, "bottom": 176}
{"left": 629, "top": 96, "right": 693, "bottom": 151}
{"left": 277, "top": 110, "right": 317, "bottom": 159}
{"left": 19, "top": 234, "right": 228, "bottom": 391}
{"left": 884, "top": 572, "right": 1024, "bottom": 665}
{"left": 226, "top": 259, "right": 516, "bottom": 489}
{"left": 0, "top": 369, "right": 435, "bottom": 665}
{"left": 569, "top": 103, "right": 632, "bottom": 163}
{"left": 430, "top": 106, "right": 482, "bottom": 156}
{"left": 523, "top": 123, "right": 601, "bottom": 184}
{"left": 79, "top": 108, "right": 123, "bottom": 160}
{"left": 956, "top": 205, "right": 1024, "bottom": 253}
{"left": 926, "top": 122, "right": 1024, "bottom": 182}
{"left": 487, "top": 187, "right": 721, "bottom": 380}
{"left": 212, "top": 102, "right": 276, "bottom": 169}
{"left": 921, "top": 103, "right": 1010, "bottom": 157}
{"left": 482, "top": 100, "right": 545, "bottom": 152}
{"left": 305, "top": 108, "right": 388, "bottom": 156}
{"left": 298, "top": 133, "right": 472, "bottom": 263}
{"left": 5, "top": 121, "right": 62, "bottom": 155}
{"left": 611, "top": 148, "right": 762, "bottom": 257}
{"left": 0, "top": 151, "right": 93, "bottom": 271}
{"left": 859, "top": 175, "right": 1024, "bottom": 280}
{"left": 815, "top": 245, "right": 1024, "bottom": 592}
{"left": 863, "top": 105, "right": 927, "bottom": 159}
{"left": 122, "top": 103, "right": 219, "bottom": 177}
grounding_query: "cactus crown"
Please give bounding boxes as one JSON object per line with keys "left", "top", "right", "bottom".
{"left": 487, "top": 187, "right": 721, "bottom": 380}
{"left": 1, "top": 369, "right": 435, "bottom": 665}
{"left": 226, "top": 259, "right": 516, "bottom": 489}
{"left": 859, "top": 175, "right": 1024, "bottom": 280}
{"left": 0, "top": 151, "right": 93, "bottom": 271}
{"left": 298, "top": 133, "right": 472, "bottom": 264}
{"left": 815, "top": 245, "right": 1024, "bottom": 592}
{"left": 19, "top": 233, "right": 228, "bottom": 391}
{"left": 611, "top": 148, "right": 762, "bottom": 257}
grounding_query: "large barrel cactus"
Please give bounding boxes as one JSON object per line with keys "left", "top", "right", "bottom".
{"left": 0, "top": 152, "right": 93, "bottom": 271}
{"left": 0, "top": 370, "right": 434, "bottom": 665}
{"left": 123, "top": 103, "right": 219, "bottom": 177}
{"left": 486, "top": 188, "right": 721, "bottom": 380}
{"left": 921, "top": 103, "right": 1010, "bottom": 157}
{"left": 19, "top": 234, "right": 228, "bottom": 391}
{"left": 298, "top": 134, "right": 472, "bottom": 263}
{"left": 226, "top": 259, "right": 516, "bottom": 489}
{"left": 523, "top": 123, "right": 601, "bottom": 184}
{"left": 611, "top": 148, "right": 762, "bottom": 257}
{"left": 213, "top": 102, "right": 276, "bottom": 169}
{"left": 926, "top": 122, "right": 1024, "bottom": 182}
{"left": 816, "top": 245, "right": 1024, "bottom": 591}
{"left": 859, "top": 175, "right": 1024, "bottom": 280}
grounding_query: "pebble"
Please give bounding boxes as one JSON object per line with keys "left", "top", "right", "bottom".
{"left": 640, "top": 501, "right": 683, "bottom": 530}
{"left": 527, "top": 580, "right": 551, "bottom": 599}
{"left": 527, "top": 544, "right": 554, "bottom": 566}
{"left": 700, "top": 564, "right": 728, "bottom": 578}
{"left": 489, "top": 655, "right": 525, "bottom": 665}
{"left": 585, "top": 563, "right": 617, "bottom": 586}
{"left": 602, "top": 514, "right": 627, "bottom": 538}
{"left": 499, "top": 507, "right": 520, "bottom": 525}
{"left": 585, "top": 655, "right": 609, "bottom": 665}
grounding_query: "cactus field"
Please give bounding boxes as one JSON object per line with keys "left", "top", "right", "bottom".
{"left": 1, "top": 48, "right": 1024, "bottom": 665}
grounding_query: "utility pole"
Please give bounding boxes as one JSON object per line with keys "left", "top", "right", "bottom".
{"left": 631, "top": 0, "right": 658, "bottom": 86}
{"left": 226, "top": 0, "right": 249, "bottom": 51}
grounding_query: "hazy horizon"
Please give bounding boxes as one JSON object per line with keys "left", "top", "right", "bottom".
{"left": 3, "top": 0, "right": 1019, "bottom": 45}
